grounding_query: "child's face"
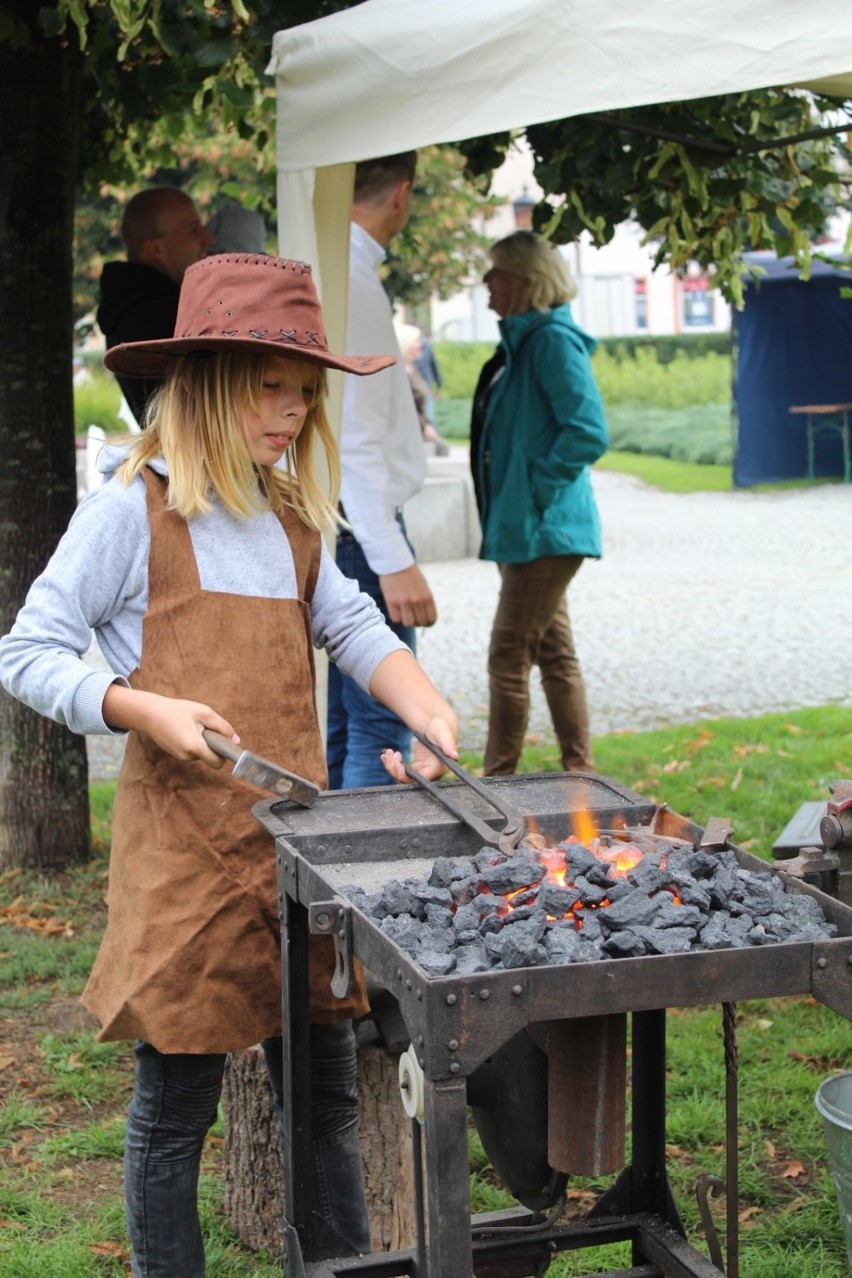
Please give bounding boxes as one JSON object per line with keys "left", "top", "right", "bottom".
{"left": 243, "top": 356, "right": 317, "bottom": 466}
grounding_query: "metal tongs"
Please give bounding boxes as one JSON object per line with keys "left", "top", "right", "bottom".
{"left": 402, "top": 730, "right": 526, "bottom": 855}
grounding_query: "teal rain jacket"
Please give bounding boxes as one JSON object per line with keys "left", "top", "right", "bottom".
{"left": 473, "top": 304, "right": 608, "bottom": 565}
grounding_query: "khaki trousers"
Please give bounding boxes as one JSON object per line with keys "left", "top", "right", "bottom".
{"left": 484, "top": 555, "right": 593, "bottom": 776}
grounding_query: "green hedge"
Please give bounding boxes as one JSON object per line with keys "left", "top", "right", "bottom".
{"left": 433, "top": 336, "right": 732, "bottom": 401}
{"left": 73, "top": 370, "right": 125, "bottom": 434}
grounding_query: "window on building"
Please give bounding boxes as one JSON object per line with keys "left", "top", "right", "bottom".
{"left": 635, "top": 278, "right": 648, "bottom": 331}
{"left": 682, "top": 277, "right": 713, "bottom": 328}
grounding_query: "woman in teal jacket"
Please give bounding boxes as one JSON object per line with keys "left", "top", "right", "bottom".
{"left": 470, "top": 230, "right": 608, "bottom": 775}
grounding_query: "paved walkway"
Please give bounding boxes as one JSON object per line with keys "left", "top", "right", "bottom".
{"left": 85, "top": 470, "right": 852, "bottom": 780}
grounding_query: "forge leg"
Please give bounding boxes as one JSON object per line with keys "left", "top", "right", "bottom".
{"left": 279, "top": 890, "right": 314, "bottom": 1268}
{"left": 422, "top": 1075, "right": 473, "bottom": 1278}
{"left": 631, "top": 1008, "right": 670, "bottom": 1221}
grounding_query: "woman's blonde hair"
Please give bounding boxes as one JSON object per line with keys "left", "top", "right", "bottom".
{"left": 119, "top": 352, "right": 340, "bottom": 530}
{"left": 490, "top": 230, "right": 578, "bottom": 313}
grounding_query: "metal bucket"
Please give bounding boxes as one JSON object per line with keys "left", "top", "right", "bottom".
{"left": 815, "top": 1071, "right": 852, "bottom": 1273}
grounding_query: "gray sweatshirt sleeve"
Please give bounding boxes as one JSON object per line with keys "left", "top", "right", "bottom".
{"left": 311, "top": 541, "right": 409, "bottom": 690}
{"left": 0, "top": 476, "right": 148, "bottom": 735}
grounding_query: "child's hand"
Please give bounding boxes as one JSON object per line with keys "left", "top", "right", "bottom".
{"left": 381, "top": 716, "right": 459, "bottom": 784}
{"left": 103, "top": 685, "right": 238, "bottom": 767}
{"left": 143, "top": 696, "right": 239, "bottom": 767}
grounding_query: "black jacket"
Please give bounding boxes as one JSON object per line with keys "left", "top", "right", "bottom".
{"left": 97, "top": 261, "right": 180, "bottom": 426}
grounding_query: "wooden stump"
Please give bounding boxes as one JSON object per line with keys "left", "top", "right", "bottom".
{"left": 222, "top": 1034, "right": 416, "bottom": 1257}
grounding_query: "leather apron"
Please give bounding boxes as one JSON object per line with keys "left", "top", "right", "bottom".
{"left": 83, "top": 470, "right": 367, "bottom": 1054}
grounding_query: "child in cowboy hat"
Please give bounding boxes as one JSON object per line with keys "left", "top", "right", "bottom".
{"left": 0, "top": 252, "right": 459, "bottom": 1274}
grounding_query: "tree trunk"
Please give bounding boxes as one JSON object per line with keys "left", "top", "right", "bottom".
{"left": 222, "top": 1037, "right": 417, "bottom": 1258}
{"left": 0, "top": 8, "right": 90, "bottom": 870}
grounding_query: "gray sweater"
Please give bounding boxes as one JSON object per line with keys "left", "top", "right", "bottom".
{"left": 0, "top": 449, "right": 406, "bottom": 737}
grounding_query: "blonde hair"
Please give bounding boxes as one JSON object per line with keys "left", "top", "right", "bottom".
{"left": 120, "top": 352, "right": 340, "bottom": 530}
{"left": 490, "top": 230, "right": 578, "bottom": 313}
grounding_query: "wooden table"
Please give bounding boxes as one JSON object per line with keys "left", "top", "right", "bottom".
{"left": 789, "top": 402, "right": 852, "bottom": 482}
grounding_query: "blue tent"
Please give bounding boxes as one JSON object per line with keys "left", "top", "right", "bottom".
{"left": 733, "top": 249, "right": 852, "bottom": 487}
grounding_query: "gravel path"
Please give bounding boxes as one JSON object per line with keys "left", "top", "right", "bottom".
{"left": 85, "top": 470, "right": 852, "bottom": 779}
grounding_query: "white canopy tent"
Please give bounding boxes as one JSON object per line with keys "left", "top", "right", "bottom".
{"left": 268, "top": 0, "right": 852, "bottom": 317}
{"left": 266, "top": 0, "right": 852, "bottom": 722}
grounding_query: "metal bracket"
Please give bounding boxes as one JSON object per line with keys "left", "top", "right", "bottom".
{"left": 309, "top": 899, "right": 353, "bottom": 999}
{"left": 700, "top": 817, "right": 734, "bottom": 852}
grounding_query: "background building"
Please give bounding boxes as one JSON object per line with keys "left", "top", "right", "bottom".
{"left": 430, "top": 141, "right": 731, "bottom": 342}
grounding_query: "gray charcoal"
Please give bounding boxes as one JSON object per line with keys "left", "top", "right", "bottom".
{"left": 597, "top": 888, "right": 665, "bottom": 931}
{"left": 572, "top": 875, "right": 609, "bottom": 906}
{"left": 577, "top": 912, "right": 603, "bottom": 940}
{"left": 538, "top": 883, "right": 582, "bottom": 916}
{"left": 499, "top": 929, "right": 549, "bottom": 969}
{"left": 425, "top": 903, "right": 453, "bottom": 929}
{"left": 501, "top": 904, "right": 538, "bottom": 924}
{"left": 483, "top": 931, "right": 504, "bottom": 963}
{"left": 480, "top": 853, "right": 544, "bottom": 893}
{"left": 454, "top": 945, "right": 492, "bottom": 974}
{"left": 748, "top": 924, "right": 769, "bottom": 945}
{"left": 418, "top": 951, "right": 457, "bottom": 977}
{"left": 784, "top": 893, "right": 837, "bottom": 934}
{"left": 732, "top": 869, "right": 781, "bottom": 914}
{"left": 603, "top": 877, "right": 635, "bottom": 902}
{"left": 669, "top": 877, "right": 712, "bottom": 911}
{"left": 502, "top": 910, "right": 548, "bottom": 942}
{"left": 625, "top": 862, "right": 668, "bottom": 893}
{"left": 428, "top": 856, "right": 475, "bottom": 888}
{"left": 561, "top": 843, "right": 600, "bottom": 876}
{"left": 453, "top": 903, "right": 484, "bottom": 933}
{"left": 381, "top": 879, "right": 419, "bottom": 917}
{"left": 632, "top": 924, "right": 696, "bottom": 954}
{"left": 655, "top": 897, "right": 704, "bottom": 931}
{"left": 604, "top": 929, "right": 647, "bottom": 957}
{"left": 455, "top": 929, "right": 480, "bottom": 947}
{"left": 451, "top": 878, "right": 477, "bottom": 908}
{"left": 474, "top": 848, "right": 504, "bottom": 872}
{"left": 582, "top": 859, "right": 617, "bottom": 888}
{"left": 683, "top": 850, "right": 722, "bottom": 879}
{"left": 414, "top": 885, "right": 454, "bottom": 911}
{"left": 380, "top": 914, "right": 423, "bottom": 955}
{"left": 479, "top": 913, "right": 504, "bottom": 936}
{"left": 707, "top": 862, "right": 739, "bottom": 908}
{"left": 699, "top": 912, "right": 754, "bottom": 949}
{"left": 544, "top": 923, "right": 585, "bottom": 963}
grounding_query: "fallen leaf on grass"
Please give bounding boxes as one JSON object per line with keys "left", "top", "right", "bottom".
{"left": 89, "top": 1241, "right": 128, "bottom": 1259}
{"left": 784, "top": 723, "right": 803, "bottom": 735}
{"left": 685, "top": 730, "right": 714, "bottom": 755}
{"left": 738, "top": 1206, "right": 762, "bottom": 1223}
{"left": 730, "top": 767, "right": 744, "bottom": 791}
{"left": 733, "top": 743, "right": 768, "bottom": 757}
{"left": 0, "top": 1055, "right": 15, "bottom": 1071}
{"left": 764, "top": 1138, "right": 776, "bottom": 1158}
{"left": 780, "top": 1160, "right": 805, "bottom": 1180}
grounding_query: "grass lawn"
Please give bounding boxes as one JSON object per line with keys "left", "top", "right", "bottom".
{"left": 1, "top": 706, "right": 850, "bottom": 1275}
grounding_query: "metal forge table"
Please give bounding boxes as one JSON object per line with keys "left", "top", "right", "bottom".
{"left": 254, "top": 771, "right": 852, "bottom": 1278}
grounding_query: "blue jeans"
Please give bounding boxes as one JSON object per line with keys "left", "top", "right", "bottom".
{"left": 124, "top": 1023, "right": 370, "bottom": 1276}
{"left": 327, "top": 523, "right": 416, "bottom": 789}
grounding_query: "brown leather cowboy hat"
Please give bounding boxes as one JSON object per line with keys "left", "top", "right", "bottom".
{"left": 104, "top": 253, "right": 396, "bottom": 378}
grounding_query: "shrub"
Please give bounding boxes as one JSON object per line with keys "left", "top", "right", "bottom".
{"left": 592, "top": 346, "right": 731, "bottom": 409}
{"left": 73, "top": 371, "right": 124, "bottom": 435}
{"left": 604, "top": 403, "right": 734, "bottom": 465}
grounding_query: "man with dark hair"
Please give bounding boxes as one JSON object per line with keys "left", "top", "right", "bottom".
{"left": 327, "top": 151, "right": 440, "bottom": 789}
{"left": 97, "top": 187, "right": 211, "bottom": 425}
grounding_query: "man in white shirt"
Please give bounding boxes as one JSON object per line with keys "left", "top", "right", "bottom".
{"left": 327, "top": 153, "right": 439, "bottom": 788}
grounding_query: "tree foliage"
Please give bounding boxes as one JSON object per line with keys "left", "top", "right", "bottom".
{"left": 460, "top": 90, "right": 852, "bottom": 304}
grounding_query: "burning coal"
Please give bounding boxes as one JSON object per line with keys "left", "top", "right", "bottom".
{"left": 341, "top": 830, "right": 837, "bottom": 977}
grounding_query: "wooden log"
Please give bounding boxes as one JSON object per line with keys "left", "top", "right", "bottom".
{"left": 222, "top": 1034, "right": 416, "bottom": 1256}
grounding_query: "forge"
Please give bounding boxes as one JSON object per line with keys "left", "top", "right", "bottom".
{"left": 254, "top": 769, "right": 852, "bottom": 1278}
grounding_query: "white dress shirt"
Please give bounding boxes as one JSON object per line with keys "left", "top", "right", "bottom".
{"left": 340, "top": 222, "right": 426, "bottom": 576}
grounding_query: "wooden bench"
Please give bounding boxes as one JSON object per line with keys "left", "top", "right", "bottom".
{"left": 788, "top": 402, "right": 852, "bottom": 482}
